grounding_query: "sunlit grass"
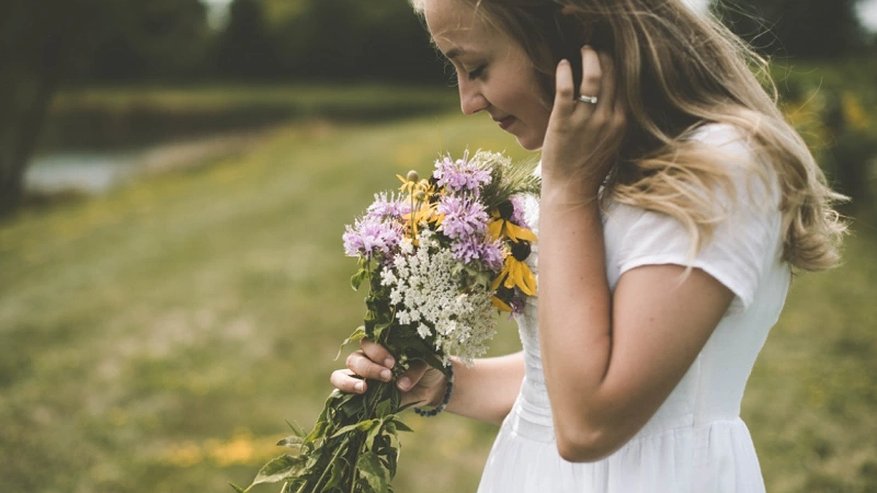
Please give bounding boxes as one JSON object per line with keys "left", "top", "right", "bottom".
{"left": 1, "top": 107, "right": 875, "bottom": 491}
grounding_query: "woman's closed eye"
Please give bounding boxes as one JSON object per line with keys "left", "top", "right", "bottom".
{"left": 466, "top": 64, "right": 487, "bottom": 80}
{"left": 447, "top": 63, "right": 487, "bottom": 86}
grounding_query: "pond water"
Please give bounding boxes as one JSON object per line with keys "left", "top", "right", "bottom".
{"left": 25, "top": 151, "right": 143, "bottom": 194}
{"left": 24, "top": 130, "right": 263, "bottom": 196}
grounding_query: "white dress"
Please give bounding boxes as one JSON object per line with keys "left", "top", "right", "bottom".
{"left": 477, "top": 125, "right": 791, "bottom": 493}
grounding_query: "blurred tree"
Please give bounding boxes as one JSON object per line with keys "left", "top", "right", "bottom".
{"left": 270, "top": 0, "right": 442, "bottom": 81}
{"left": 87, "top": 0, "right": 210, "bottom": 81}
{"left": 0, "top": 0, "right": 209, "bottom": 216}
{"left": 215, "top": 0, "right": 279, "bottom": 78}
{"left": 0, "top": 0, "right": 104, "bottom": 215}
{"left": 713, "top": 0, "right": 866, "bottom": 58}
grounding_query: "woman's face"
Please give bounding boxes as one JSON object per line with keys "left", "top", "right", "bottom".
{"left": 423, "top": 0, "right": 552, "bottom": 150}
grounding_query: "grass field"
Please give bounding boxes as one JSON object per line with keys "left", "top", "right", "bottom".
{"left": 2, "top": 109, "right": 876, "bottom": 492}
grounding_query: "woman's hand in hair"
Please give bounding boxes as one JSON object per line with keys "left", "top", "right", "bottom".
{"left": 541, "top": 46, "right": 626, "bottom": 201}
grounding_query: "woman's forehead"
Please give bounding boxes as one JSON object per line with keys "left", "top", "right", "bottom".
{"left": 423, "top": 0, "right": 490, "bottom": 53}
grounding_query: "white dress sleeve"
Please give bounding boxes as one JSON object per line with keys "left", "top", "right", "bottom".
{"left": 613, "top": 124, "right": 783, "bottom": 311}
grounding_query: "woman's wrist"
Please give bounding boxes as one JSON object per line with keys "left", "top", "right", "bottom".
{"left": 540, "top": 173, "right": 600, "bottom": 208}
{"left": 414, "top": 363, "right": 454, "bottom": 417}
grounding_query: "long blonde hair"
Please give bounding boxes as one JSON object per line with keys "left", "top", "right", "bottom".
{"left": 413, "top": 0, "right": 847, "bottom": 271}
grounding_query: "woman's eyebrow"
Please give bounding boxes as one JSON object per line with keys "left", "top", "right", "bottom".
{"left": 446, "top": 47, "right": 467, "bottom": 59}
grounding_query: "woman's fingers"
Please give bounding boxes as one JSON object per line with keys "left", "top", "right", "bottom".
{"left": 594, "top": 51, "right": 625, "bottom": 136}
{"left": 330, "top": 368, "right": 367, "bottom": 394}
{"left": 553, "top": 46, "right": 605, "bottom": 123}
{"left": 346, "top": 350, "right": 393, "bottom": 383}
{"left": 594, "top": 52, "right": 614, "bottom": 116}
{"left": 579, "top": 46, "right": 603, "bottom": 102}
{"left": 553, "top": 59, "right": 576, "bottom": 116}
{"left": 396, "top": 359, "right": 429, "bottom": 391}
{"left": 361, "top": 339, "right": 396, "bottom": 369}
{"left": 342, "top": 338, "right": 395, "bottom": 386}
{"left": 332, "top": 339, "right": 394, "bottom": 395}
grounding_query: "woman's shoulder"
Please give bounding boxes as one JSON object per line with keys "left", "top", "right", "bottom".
{"left": 687, "top": 122, "right": 758, "bottom": 160}
{"left": 689, "top": 122, "right": 780, "bottom": 202}
{"left": 604, "top": 120, "right": 782, "bottom": 241}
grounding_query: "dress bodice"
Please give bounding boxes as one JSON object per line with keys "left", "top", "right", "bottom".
{"left": 512, "top": 195, "right": 790, "bottom": 442}
{"left": 478, "top": 124, "right": 790, "bottom": 492}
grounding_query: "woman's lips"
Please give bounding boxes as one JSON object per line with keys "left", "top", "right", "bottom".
{"left": 495, "top": 116, "right": 515, "bottom": 130}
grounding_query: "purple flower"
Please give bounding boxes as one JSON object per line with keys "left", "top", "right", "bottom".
{"left": 365, "top": 192, "right": 410, "bottom": 221}
{"left": 437, "top": 195, "right": 489, "bottom": 241}
{"left": 451, "top": 238, "right": 504, "bottom": 271}
{"left": 509, "top": 195, "right": 528, "bottom": 228}
{"left": 432, "top": 156, "right": 492, "bottom": 193}
{"left": 342, "top": 217, "right": 403, "bottom": 258}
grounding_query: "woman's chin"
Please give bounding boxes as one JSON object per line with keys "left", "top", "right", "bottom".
{"left": 515, "top": 134, "right": 543, "bottom": 151}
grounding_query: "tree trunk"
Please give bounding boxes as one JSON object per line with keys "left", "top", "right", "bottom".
{"left": 0, "top": 73, "right": 58, "bottom": 216}
{"left": 0, "top": 0, "right": 67, "bottom": 217}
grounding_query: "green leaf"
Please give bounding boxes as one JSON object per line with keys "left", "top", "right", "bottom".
{"left": 276, "top": 435, "right": 304, "bottom": 448}
{"left": 357, "top": 452, "right": 391, "bottom": 493}
{"left": 323, "top": 462, "right": 344, "bottom": 490}
{"left": 365, "top": 418, "right": 386, "bottom": 451}
{"left": 285, "top": 419, "right": 305, "bottom": 437}
{"left": 228, "top": 482, "right": 247, "bottom": 493}
{"left": 350, "top": 267, "right": 369, "bottom": 291}
{"left": 391, "top": 418, "right": 413, "bottom": 433}
{"left": 249, "top": 454, "right": 302, "bottom": 487}
{"left": 330, "top": 418, "right": 379, "bottom": 438}
{"left": 336, "top": 326, "right": 366, "bottom": 360}
{"left": 374, "top": 398, "right": 395, "bottom": 418}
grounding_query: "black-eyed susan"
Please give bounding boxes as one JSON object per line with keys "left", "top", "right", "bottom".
{"left": 492, "top": 240, "right": 537, "bottom": 297}
{"left": 488, "top": 200, "right": 537, "bottom": 243}
{"left": 491, "top": 284, "right": 516, "bottom": 312}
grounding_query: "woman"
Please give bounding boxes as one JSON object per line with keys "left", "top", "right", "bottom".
{"left": 331, "top": 0, "right": 846, "bottom": 491}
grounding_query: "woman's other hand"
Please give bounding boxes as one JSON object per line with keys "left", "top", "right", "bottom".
{"left": 541, "top": 46, "right": 626, "bottom": 198}
{"left": 329, "top": 339, "right": 448, "bottom": 408}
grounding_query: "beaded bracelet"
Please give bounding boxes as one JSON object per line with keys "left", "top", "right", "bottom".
{"left": 413, "top": 363, "right": 454, "bottom": 417}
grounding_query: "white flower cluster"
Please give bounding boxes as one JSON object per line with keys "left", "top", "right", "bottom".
{"left": 469, "top": 149, "right": 512, "bottom": 169}
{"left": 380, "top": 232, "right": 496, "bottom": 365}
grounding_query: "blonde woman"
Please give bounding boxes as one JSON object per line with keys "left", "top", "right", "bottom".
{"left": 330, "top": 0, "right": 847, "bottom": 491}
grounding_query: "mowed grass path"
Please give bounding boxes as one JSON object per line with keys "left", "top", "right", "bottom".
{"left": 1, "top": 112, "right": 875, "bottom": 492}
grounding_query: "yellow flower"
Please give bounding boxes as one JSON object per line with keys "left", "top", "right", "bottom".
{"left": 402, "top": 202, "right": 438, "bottom": 240}
{"left": 488, "top": 200, "right": 536, "bottom": 243}
{"left": 488, "top": 216, "right": 537, "bottom": 243}
{"left": 397, "top": 170, "right": 420, "bottom": 195}
{"left": 491, "top": 295, "right": 514, "bottom": 312}
{"left": 491, "top": 241, "right": 537, "bottom": 296}
{"left": 397, "top": 170, "right": 440, "bottom": 241}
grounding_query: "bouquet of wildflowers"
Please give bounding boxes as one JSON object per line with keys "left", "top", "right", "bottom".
{"left": 233, "top": 151, "right": 539, "bottom": 493}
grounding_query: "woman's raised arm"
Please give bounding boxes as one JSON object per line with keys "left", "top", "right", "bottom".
{"left": 537, "top": 46, "right": 735, "bottom": 462}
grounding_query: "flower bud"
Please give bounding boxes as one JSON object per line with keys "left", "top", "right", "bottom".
{"left": 406, "top": 170, "right": 419, "bottom": 182}
{"left": 414, "top": 191, "right": 426, "bottom": 202}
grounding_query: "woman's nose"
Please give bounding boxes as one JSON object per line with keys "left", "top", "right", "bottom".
{"left": 458, "top": 79, "right": 488, "bottom": 115}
